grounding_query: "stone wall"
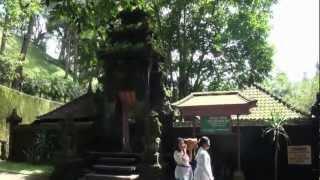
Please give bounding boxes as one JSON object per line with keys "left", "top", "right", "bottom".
{"left": 0, "top": 85, "right": 62, "bottom": 140}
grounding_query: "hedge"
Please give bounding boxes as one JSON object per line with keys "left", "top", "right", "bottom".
{"left": 0, "top": 85, "right": 62, "bottom": 139}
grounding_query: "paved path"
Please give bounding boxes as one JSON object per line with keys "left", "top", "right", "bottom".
{"left": 0, "top": 172, "right": 49, "bottom": 180}
{"left": 0, "top": 172, "right": 28, "bottom": 180}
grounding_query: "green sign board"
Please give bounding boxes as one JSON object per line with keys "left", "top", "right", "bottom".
{"left": 200, "top": 116, "right": 231, "bottom": 134}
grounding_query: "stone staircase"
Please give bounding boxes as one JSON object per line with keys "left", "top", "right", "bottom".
{"left": 84, "top": 152, "right": 141, "bottom": 180}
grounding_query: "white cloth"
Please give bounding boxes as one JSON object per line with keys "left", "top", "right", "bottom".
{"left": 174, "top": 150, "right": 193, "bottom": 180}
{"left": 194, "top": 147, "right": 214, "bottom": 180}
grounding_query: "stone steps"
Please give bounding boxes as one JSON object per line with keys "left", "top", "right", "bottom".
{"left": 85, "top": 173, "right": 139, "bottom": 180}
{"left": 87, "top": 151, "right": 141, "bottom": 159}
{"left": 92, "top": 165, "right": 136, "bottom": 175}
{"left": 83, "top": 151, "right": 141, "bottom": 180}
{"left": 97, "top": 157, "right": 137, "bottom": 165}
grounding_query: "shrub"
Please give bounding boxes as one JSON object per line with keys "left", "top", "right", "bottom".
{"left": 0, "top": 54, "right": 21, "bottom": 86}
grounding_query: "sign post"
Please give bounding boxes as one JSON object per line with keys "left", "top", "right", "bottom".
{"left": 288, "top": 145, "right": 312, "bottom": 165}
{"left": 200, "top": 116, "right": 232, "bottom": 134}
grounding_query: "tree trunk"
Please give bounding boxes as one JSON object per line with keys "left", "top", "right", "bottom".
{"left": 33, "top": 15, "right": 44, "bottom": 46}
{"left": 64, "top": 26, "right": 72, "bottom": 79}
{"left": 0, "top": 14, "right": 9, "bottom": 54}
{"left": 72, "top": 31, "right": 79, "bottom": 81}
{"left": 20, "top": 15, "right": 35, "bottom": 61}
{"left": 58, "top": 29, "right": 67, "bottom": 62}
{"left": 177, "top": 6, "right": 190, "bottom": 99}
{"left": 275, "top": 135, "right": 279, "bottom": 180}
{"left": 13, "top": 15, "right": 35, "bottom": 90}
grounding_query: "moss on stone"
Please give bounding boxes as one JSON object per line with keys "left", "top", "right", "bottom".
{"left": 0, "top": 85, "right": 62, "bottom": 139}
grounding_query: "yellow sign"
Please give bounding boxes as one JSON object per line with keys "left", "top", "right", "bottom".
{"left": 288, "top": 145, "right": 312, "bottom": 165}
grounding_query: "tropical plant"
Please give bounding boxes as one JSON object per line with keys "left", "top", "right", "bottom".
{"left": 263, "top": 111, "right": 289, "bottom": 180}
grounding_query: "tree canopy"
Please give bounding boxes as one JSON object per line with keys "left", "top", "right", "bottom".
{"left": 150, "top": 0, "right": 275, "bottom": 98}
{"left": 45, "top": 0, "right": 275, "bottom": 99}
{"left": 263, "top": 71, "right": 319, "bottom": 112}
{"left": 0, "top": 0, "right": 277, "bottom": 100}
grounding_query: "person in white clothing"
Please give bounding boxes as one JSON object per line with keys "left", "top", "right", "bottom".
{"left": 173, "top": 137, "right": 193, "bottom": 180}
{"left": 194, "top": 136, "right": 214, "bottom": 180}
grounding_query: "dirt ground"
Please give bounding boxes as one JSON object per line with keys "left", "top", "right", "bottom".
{"left": 0, "top": 172, "right": 49, "bottom": 180}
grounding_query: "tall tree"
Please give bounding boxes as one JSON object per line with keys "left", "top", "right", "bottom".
{"left": 13, "top": 0, "right": 43, "bottom": 89}
{"left": 20, "top": 15, "right": 36, "bottom": 61}
{"left": 45, "top": 0, "right": 275, "bottom": 99}
{"left": 0, "top": 0, "right": 23, "bottom": 54}
{"left": 47, "top": 0, "right": 119, "bottom": 83}
{"left": 0, "top": 14, "right": 9, "bottom": 54}
{"left": 19, "top": 0, "right": 43, "bottom": 60}
{"left": 150, "top": 0, "right": 275, "bottom": 99}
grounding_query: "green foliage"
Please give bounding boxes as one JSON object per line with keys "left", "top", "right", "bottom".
{"left": 0, "top": 0, "right": 43, "bottom": 47}
{"left": 0, "top": 53, "right": 21, "bottom": 86}
{"left": 19, "top": 0, "right": 43, "bottom": 17}
{"left": 288, "top": 75, "right": 319, "bottom": 112}
{"left": 0, "top": 85, "right": 62, "bottom": 139}
{"left": 46, "top": 0, "right": 118, "bottom": 84}
{"left": 0, "top": 31, "right": 67, "bottom": 80}
{"left": 1, "top": 0, "right": 23, "bottom": 28}
{"left": 44, "top": 0, "right": 276, "bottom": 99}
{"left": 263, "top": 72, "right": 319, "bottom": 112}
{"left": 263, "top": 72, "right": 292, "bottom": 97}
{"left": 1, "top": 0, "right": 276, "bottom": 100}
{"left": 0, "top": 29, "right": 84, "bottom": 101}
{"left": 149, "top": 0, "right": 275, "bottom": 98}
{"left": 22, "top": 76, "right": 84, "bottom": 101}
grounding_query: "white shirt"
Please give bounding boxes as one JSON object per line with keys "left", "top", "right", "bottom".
{"left": 174, "top": 150, "right": 192, "bottom": 180}
{"left": 194, "top": 147, "right": 214, "bottom": 180}
{"left": 174, "top": 150, "right": 190, "bottom": 166}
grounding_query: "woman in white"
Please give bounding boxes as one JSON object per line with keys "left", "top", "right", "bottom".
{"left": 194, "top": 136, "right": 214, "bottom": 180}
{"left": 173, "top": 137, "right": 193, "bottom": 180}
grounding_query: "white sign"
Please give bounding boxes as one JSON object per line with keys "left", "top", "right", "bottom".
{"left": 288, "top": 145, "right": 312, "bottom": 165}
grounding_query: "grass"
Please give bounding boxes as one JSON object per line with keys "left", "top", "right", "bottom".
{"left": 0, "top": 161, "right": 53, "bottom": 175}
{"left": 1, "top": 31, "right": 68, "bottom": 80}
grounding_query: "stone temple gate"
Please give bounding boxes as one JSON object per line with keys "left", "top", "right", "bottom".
{"left": 33, "top": 8, "right": 173, "bottom": 180}
{"left": 96, "top": 8, "right": 171, "bottom": 154}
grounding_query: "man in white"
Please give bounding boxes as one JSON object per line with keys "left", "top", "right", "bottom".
{"left": 194, "top": 136, "right": 214, "bottom": 180}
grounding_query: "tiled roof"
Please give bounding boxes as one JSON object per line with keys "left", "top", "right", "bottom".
{"left": 232, "top": 85, "right": 310, "bottom": 121}
{"left": 172, "top": 91, "right": 256, "bottom": 107}
{"left": 173, "top": 85, "right": 310, "bottom": 127}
